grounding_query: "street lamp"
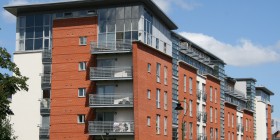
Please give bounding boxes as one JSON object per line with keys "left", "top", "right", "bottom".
{"left": 175, "top": 102, "right": 188, "bottom": 140}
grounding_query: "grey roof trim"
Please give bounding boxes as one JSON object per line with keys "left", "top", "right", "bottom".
{"left": 256, "top": 86, "right": 275, "bottom": 95}
{"left": 171, "top": 31, "right": 226, "bottom": 64}
{"left": 3, "top": 0, "right": 178, "bottom": 30}
{"left": 235, "top": 78, "right": 257, "bottom": 82}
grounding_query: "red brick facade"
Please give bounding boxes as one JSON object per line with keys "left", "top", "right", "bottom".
{"left": 50, "top": 17, "right": 97, "bottom": 140}
{"left": 243, "top": 110, "right": 254, "bottom": 140}
{"left": 224, "top": 103, "right": 237, "bottom": 140}
{"left": 132, "top": 42, "right": 173, "bottom": 140}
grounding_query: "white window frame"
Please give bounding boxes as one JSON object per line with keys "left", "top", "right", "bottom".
{"left": 164, "top": 66, "right": 167, "bottom": 85}
{"left": 147, "top": 89, "right": 151, "bottom": 99}
{"left": 156, "top": 63, "right": 161, "bottom": 82}
{"left": 148, "top": 63, "right": 151, "bottom": 73}
{"left": 156, "top": 115, "right": 160, "bottom": 134}
{"left": 184, "top": 98, "right": 187, "bottom": 114}
{"left": 189, "top": 100, "right": 193, "bottom": 117}
{"left": 184, "top": 75, "right": 187, "bottom": 92}
{"left": 164, "top": 116, "right": 167, "bottom": 135}
{"left": 79, "top": 62, "right": 86, "bottom": 71}
{"left": 164, "top": 91, "right": 167, "bottom": 110}
{"left": 232, "top": 114, "right": 234, "bottom": 128}
{"left": 147, "top": 116, "right": 151, "bottom": 126}
{"left": 189, "top": 77, "right": 193, "bottom": 94}
{"left": 156, "top": 89, "right": 160, "bottom": 108}
{"left": 210, "top": 86, "right": 213, "bottom": 102}
{"left": 228, "top": 113, "right": 230, "bottom": 127}
{"left": 77, "top": 114, "right": 85, "bottom": 123}
{"left": 215, "top": 108, "right": 217, "bottom": 123}
{"left": 79, "top": 36, "right": 87, "bottom": 45}
{"left": 210, "top": 107, "right": 213, "bottom": 122}
{"left": 215, "top": 88, "right": 217, "bottom": 103}
{"left": 78, "top": 88, "right": 86, "bottom": 97}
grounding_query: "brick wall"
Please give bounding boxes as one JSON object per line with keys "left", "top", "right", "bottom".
{"left": 224, "top": 103, "right": 237, "bottom": 140}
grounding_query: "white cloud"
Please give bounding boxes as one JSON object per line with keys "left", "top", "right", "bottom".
{"left": 180, "top": 32, "right": 280, "bottom": 66}
{"left": 152, "top": 0, "right": 200, "bottom": 13}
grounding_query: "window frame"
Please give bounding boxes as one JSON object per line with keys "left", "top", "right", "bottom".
{"left": 77, "top": 114, "right": 85, "bottom": 124}
{"left": 156, "top": 63, "right": 161, "bottom": 83}
{"left": 79, "top": 36, "right": 87, "bottom": 46}
{"left": 79, "top": 62, "right": 86, "bottom": 71}
{"left": 156, "top": 89, "right": 160, "bottom": 108}
{"left": 78, "top": 88, "right": 86, "bottom": 97}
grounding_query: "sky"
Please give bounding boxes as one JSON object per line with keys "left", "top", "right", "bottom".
{"left": 1, "top": 0, "right": 280, "bottom": 132}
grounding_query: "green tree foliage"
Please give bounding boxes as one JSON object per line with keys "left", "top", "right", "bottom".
{"left": 0, "top": 47, "right": 28, "bottom": 140}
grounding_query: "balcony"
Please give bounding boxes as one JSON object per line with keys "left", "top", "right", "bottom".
{"left": 237, "top": 123, "right": 244, "bottom": 133}
{"left": 91, "top": 40, "right": 132, "bottom": 54}
{"left": 197, "top": 133, "right": 207, "bottom": 140}
{"left": 272, "top": 119, "right": 275, "bottom": 127}
{"left": 271, "top": 105, "right": 274, "bottom": 113}
{"left": 197, "top": 90, "right": 202, "bottom": 100}
{"left": 202, "top": 112, "right": 207, "bottom": 123}
{"left": 90, "top": 67, "right": 132, "bottom": 81}
{"left": 202, "top": 91, "right": 207, "bottom": 102}
{"left": 88, "top": 121, "right": 134, "bottom": 135}
{"left": 42, "top": 49, "right": 52, "bottom": 63}
{"left": 89, "top": 94, "right": 133, "bottom": 108}
{"left": 40, "top": 98, "right": 50, "bottom": 114}
{"left": 197, "top": 112, "right": 202, "bottom": 122}
{"left": 41, "top": 74, "right": 51, "bottom": 89}
{"left": 39, "top": 127, "right": 49, "bottom": 139}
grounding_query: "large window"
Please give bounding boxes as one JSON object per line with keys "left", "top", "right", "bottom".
{"left": 17, "top": 14, "right": 52, "bottom": 51}
{"left": 156, "top": 63, "right": 161, "bottom": 82}
{"left": 156, "top": 115, "right": 160, "bottom": 134}
{"left": 156, "top": 89, "right": 160, "bottom": 108}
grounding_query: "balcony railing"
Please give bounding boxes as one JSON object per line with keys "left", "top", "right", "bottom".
{"left": 197, "top": 90, "right": 202, "bottom": 100}
{"left": 41, "top": 74, "right": 51, "bottom": 89}
{"left": 39, "top": 127, "right": 49, "bottom": 138}
{"left": 197, "top": 112, "right": 202, "bottom": 122}
{"left": 202, "top": 112, "right": 207, "bottom": 123}
{"left": 40, "top": 98, "right": 50, "bottom": 114}
{"left": 271, "top": 105, "right": 274, "bottom": 113}
{"left": 197, "top": 133, "right": 207, "bottom": 140}
{"left": 42, "top": 49, "right": 52, "bottom": 63}
{"left": 88, "top": 121, "right": 134, "bottom": 135}
{"left": 202, "top": 91, "right": 207, "bottom": 102}
{"left": 272, "top": 119, "right": 275, "bottom": 127}
{"left": 90, "top": 67, "right": 132, "bottom": 80}
{"left": 89, "top": 94, "right": 133, "bottom": 107}
{"left": 237, "top": 123, "right": 244, "bottom": 133}
{"left": 91, "top": 40, "right": 132, "bottom": 54}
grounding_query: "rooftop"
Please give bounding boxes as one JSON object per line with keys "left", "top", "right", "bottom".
{"left": 256, "top": 86, "right": 275, "bottom": 95}
{"left": 4, "top": 0, "right": 178, "bottom": 30}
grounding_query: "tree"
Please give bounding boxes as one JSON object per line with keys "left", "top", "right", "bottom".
{"left": 0, "top": 47, "right": 28, "bottom": 140}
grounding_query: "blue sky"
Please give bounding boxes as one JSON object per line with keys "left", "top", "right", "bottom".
{"left": 1, "top": 0, "right": 280, "bottom": 131}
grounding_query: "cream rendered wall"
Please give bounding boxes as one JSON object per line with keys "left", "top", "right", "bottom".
{"left": 11, "top": 52, "right": 43, "bottom": 140}
{"left": 255, "top": 99, "right": 267, "bottom": 140}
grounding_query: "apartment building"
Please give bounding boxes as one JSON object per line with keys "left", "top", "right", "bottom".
{"left": 4, "top": 0, "right": 274, "bottom": 140}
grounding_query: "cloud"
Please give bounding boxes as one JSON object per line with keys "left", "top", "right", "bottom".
{"left": 152, "top": 0, "right": 200, "bottom": 13}
{"left": 180, "top": 32, "right": 280, "bottom": 66}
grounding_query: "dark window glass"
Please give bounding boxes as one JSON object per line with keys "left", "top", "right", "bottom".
{"left": 116, "top": 32, "right": 124, "bottom": 40}
{"left": 64, "top": 12, "right": 73, "bottom": 17}
{"left": 99, "top": 21, "right": 106, "bottom": 33}
{"left": 132, "top": 31, "right": 138, "bottom": 40}
{"left": 35, "top": 15, "right": 43, "bottom": 26}
{"left": 116, "top": 7, "right": 124, "bottom": 19}
{"left": 25, "top": 39, "right": 33, "bottom": 50}
{"left": 35, "top": 27, "right": 43, "bottom": 38}
{"left": 44, "top": 27, "right": 49, "bottom": 37}
{"left": 26, "top": 15, "right": 34, "bottom": 27}
{"left": 99, "top": 9, "right": 107, "bottom": 21}
{"left": 44, "top": 15, "right": 50, "bottom": 25}
{"left": 56, "top": 13, "right": 63, "bottom": 18}
{"left": 26, "top": 27, "right": 34, "bottom": 38}
{"left": 44, "top": 39, "right": 49, "bottom": 49}
{"left": 106, "top": 8, "right": 116, "bottom": 20}
{"left": 34, "top": 38, "right": 43, "bottom": 50}
{"left": 125, "top": 31, "right": 131, "bottom": 40}
{"left": 107, "top": 20, "right": 115, "bottom": 32}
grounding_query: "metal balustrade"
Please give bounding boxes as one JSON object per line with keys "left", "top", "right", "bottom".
{"left": 41, "top": 74, "right": 51, "bottom": 89}
{"left": 90, "top": 67, "right": 132, "bottom": 80}
{"left": 197, "top": 112, "right": 202, "bottom": 121}
{"left": 202, "top": 91, "right": 207, "bottom": 102}
{"left": 88, "top": 121, "right": 134, "bottom": 135}
{"left": 197, "top": 133, "right": 207, "bottom": 140}
{"left": 39, "top": 127, "right": 49, "bottom": 138}
{"left": 89, "top": 94, "right": 133, "bottom": 107}
{"left": 202, "top": 112, "right": 207, "bottom": 123}
{"left": 42, "top": 49, "right": 52, "bottom": 63}
{"left": 272, "top": 105, "right": 274, "bottom": 113}
{"left": 91, "top": 40, "right": 132, "bottom": 54}
{"left": 40, "top": 98, "right": 50, "bottom": 114}
{"left": 272, "top": 119, "right": 275, "bottom": 127}
{"left": 237, "top": 123, "right": 244, "bottom": 133}
{"left": 197, "top": 90, "right": 202, "bottom": 100}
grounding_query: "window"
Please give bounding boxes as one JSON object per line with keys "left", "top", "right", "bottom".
{"left": 79, "top": 62, "right": 86, "bottom": 71}
{"left": 164, "top": 66, "right": 167, "bottom": 85}
{"left": 156, "top": 115, "right": 160, "bottom": 134}
{"left": 183, "top": 122, "right": 187, "bottom": 138}
{"left": 215, "top": 128, "right": 218, "bottom": 140}
{"left": 232, "top": 132, "right": 234, "bottom": 140}
{"left": 147, "top": 116, "right": 151, "bottom": 126}
{"left": 164, "top": 43, "right": 167, "bottom": 53}
{"left": 78, "top": 88, "right": 86, "bottom": 97}
{"left": 164, "top": 116, "right": 167, "bottom": 135}
{"left": 184, "top": 75, "right": 187, "bottom": 92}
{"left": 189, "top": 122, "right": 193, "bottom": 139}
{"left": 210, "top": 86, "right": 213, "bottom": 102}
{"left": 228, "top": 113, "right": 230, "bottom": 127}
{"left": 189, "top": 77, "right": 193, "bottom": 94}
{"left": 156, "top": 89, "right": 160, "bottom": 108}
{"left": 210, "top": 107, "right": 213, "bottom": 122}
{"left": 228, "top": 132, "right": 230, "bottom": 140}
{"left": 79, "top": 36, "right": 87, "bottom": 45}
{"left": 148, "top": 63, "right": 151, "bottom": 72}
{"left": 215, "top": 108, "right": 217, "bottom": 123}
{"left": 77, "top": 114, "right": 85, "bottom": 123}
{"left": 164, "top": 91, "right": 167, "bottom": 110}
{"left": 232, "top": 114, "right": 234, "bottom": 128}
{"left": 215, "top": 88, "right": 217, "bottom": 103}
{"left": 64, "top": 12, "right": 73, "bottom": 17}
{"left": 156, "top": 63, "right": 161, "bottom": 82}
{"left": 184, "top": 98, "right": 187, "bottom": 114}
{"left": 210, "top": 128, "right": 213, "bottom": 139}
{"left": 189, "top": 100, "right": 193, "bottom": 117}
{"left": 246, "top": 119, "right": 248, "bottom": 131}
{"left": 147, "top": 90, "right": 151, "bottom": 99}
{"left": 156, "top": 38, "right": 159, "bottom": 49}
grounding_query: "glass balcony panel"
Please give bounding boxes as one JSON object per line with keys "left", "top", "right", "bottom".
{"left": 89, "top": 94, "right": 133, "bottom": 107}
{"left": 88, "top": 121, "right": 134, "bottom": 135}
{"left": 90, "top": 67, "right": 132, "bottom": 80}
